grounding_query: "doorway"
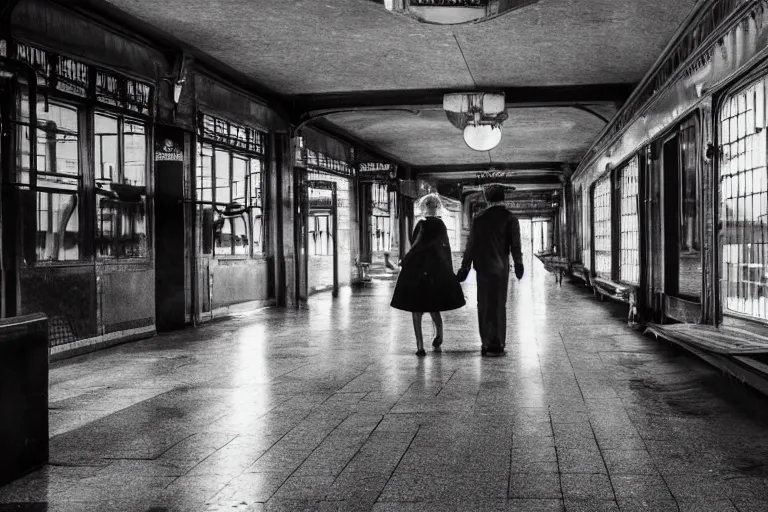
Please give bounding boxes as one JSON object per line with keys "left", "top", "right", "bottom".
{"left": 154, "top": 126, "right": 187, "bottom": 331}
{"left": 662, "top": 135, "right": 681, "bottom": 297}
{"left": 297, "top": 177, "right": 339, "bottom": 300}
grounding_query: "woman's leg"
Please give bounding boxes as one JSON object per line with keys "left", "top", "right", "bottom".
{"left": 412, "top": 312, "right": 425, "bottom": 354}
{"left": 428, "top": 312, "right": 443, "bottom": 348}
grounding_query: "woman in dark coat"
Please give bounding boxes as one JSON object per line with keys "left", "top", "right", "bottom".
{"left": 391, "top": 194, "right": 466, "bottom": 356}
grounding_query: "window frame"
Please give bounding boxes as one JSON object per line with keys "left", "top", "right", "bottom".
{"left": 12, "top": 41, "right": 154, "bottom": 266}
{"left": 14, "top": 86, "right": 87, "bottom": 266}
{"left": 196, "top": 113, "right": 267, "bottom": 259}
{"left": 617, "top": 157, "right": 640, "bottom": 285}
{"left": 94, "top": 110, "right": 151, "bottom": 261}
{"left": 592, "top": 172, "right": 613, "bottom": 279}
{"left": 716, "top": 74, "right": 768, "bottom": 324}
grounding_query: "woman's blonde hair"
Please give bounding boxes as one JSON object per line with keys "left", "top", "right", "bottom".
{"left": 419, "top": 193, "right": 443, "bottom": 216}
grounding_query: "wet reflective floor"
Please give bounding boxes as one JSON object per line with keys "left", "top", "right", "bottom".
{"left": 2, "top": 258, "right": 768, "bottom": 511}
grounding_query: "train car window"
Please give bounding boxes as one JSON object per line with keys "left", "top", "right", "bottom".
{"left": 94, "top": 112, "right": 148, "bottom": 259}
{"left": 16, "top": 93, "right": 83, "bottom": 263}
{"left": 719, "top": 77, "right": 768, "bottom": 321}
{"left": 593, "top": 175, "right": 612, "bottom": 278}
{"left": 619, "top": 158, "right": 640, "bottom": 284}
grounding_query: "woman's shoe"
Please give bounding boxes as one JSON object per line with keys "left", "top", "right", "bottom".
{"left": 415, "top": 349, "right": 427, "bottom": 357}
{"left": 432, "top": 335, "right": 443, "bottom": 351}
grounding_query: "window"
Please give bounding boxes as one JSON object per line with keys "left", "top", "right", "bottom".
{"left": 16, "top": 92, "right": 82, "bottom": 263}
{"left": 250, "top": 158, "right": 264, "bottom": 254}
{"left": 619, "top": 159, "right": 640, "bottom": 284}
{"left": 573, "top": 187, "right": 583, "bottom": 262}
{"left": 373, "top": 216, "right": 391, "bottom": 252}
{"left": 593, "top": 176, "right": 612, "bottom": 278}
{"left": 95, "top": 113, "right": 148, "bottom": 258}
{"left": 309, "top": 214, "right": 332, "bottom": 256}
{"left": 719, "top": 77, "right": 768, "bottom": 320}
{"left": 196, "top": 142, "right": 264, "bottom": 257}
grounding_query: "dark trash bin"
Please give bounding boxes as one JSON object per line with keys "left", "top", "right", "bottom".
{"left": 0, "top": 313, "right": 49, "bottom": 486}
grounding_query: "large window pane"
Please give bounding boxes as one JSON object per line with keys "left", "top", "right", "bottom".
{"left": 720, "top": 77, "right": 768, "bottom": 320}
{"left": 215, "top": 150, "right": 231, "bottom": 204}
{"left": 232, "top": 215, "right": 249, "bottom": 255}
{"left": 94, "top": 114, "right": 118, "bottom": 182}
{"left": 214, "top": 211, "right": 233, "bottom": 253}
{"left": 197, "top": 144, "right": 213, "bottom": 203}
{"left": 232, "top": 157, "right": 247, "bottom": 207}
{"left": 123, "top": 121, "right": 146, "bottom": 186}
{"left": 593, "top": 177, "right": 612, "bottom": 278}
{"left": 32, "top": 190, "right": 80, "bottom": 261}
{"left": 95, "top": 113, "right": 148, "bottom": 259}
{"left": 37, "top": 103, "right": 79, "bottom": 176}
{"left": 619, "top": 159, "right": 640, "bottom": 284}
{"left": 250, "top": 158, "right": 264, "bottom": 254}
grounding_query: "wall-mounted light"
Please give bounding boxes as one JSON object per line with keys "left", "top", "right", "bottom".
{"left": 173, "top": 79, "right": 185, "bottom": 104}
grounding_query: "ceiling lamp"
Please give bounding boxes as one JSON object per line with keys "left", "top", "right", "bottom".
{"left": 443, "top": 92, "right": 507, "bottom": 152}
{"left": 379, "top": 0, "right": 541, "bottom": 25}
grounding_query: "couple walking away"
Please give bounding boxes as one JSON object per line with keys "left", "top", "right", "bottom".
{"left": 390, "top": 185, "right": 524, "bottom": 357}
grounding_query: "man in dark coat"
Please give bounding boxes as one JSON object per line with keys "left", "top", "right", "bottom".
{"left": 457, "top": 185, "right": 524, "bottom": 356}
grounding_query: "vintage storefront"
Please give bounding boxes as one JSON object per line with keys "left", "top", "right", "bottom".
{"left": 294, "top": 128, "right": 360, "bottom": 299}
{"left": 357, "top": 153, "right": 399, "bottom": 269}
{"left": 192, "top": 73, "right": 285, "bottom": 321}
{"left": 1, "top": 0, "right": 289, "bottom": 356}
{"left": 4, "top": 0, "right": 166, "bottom": 357}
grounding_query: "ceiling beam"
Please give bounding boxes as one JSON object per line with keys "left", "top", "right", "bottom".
{"left": 310, "top": 118, "right": 412, "bottom": 168}
{"left": 291, "top": 83, "right": 635, "bottom": 115}
{"left": 413, "top": 162, "right": 566, "bottom": 175}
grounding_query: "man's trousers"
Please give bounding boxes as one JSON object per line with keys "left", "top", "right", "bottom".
{"left": 476, "top": 271, "right": 509, "bottom": 352}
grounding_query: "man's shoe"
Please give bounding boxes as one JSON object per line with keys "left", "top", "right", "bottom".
{"left": 485, "top": 350, "right": 504, "bottom": 357}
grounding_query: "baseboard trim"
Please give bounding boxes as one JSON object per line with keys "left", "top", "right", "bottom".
{"left": 49, "top": 325, "right": 157, "bottom": 362}
{"left": 198, "top": 299, "right": 275, "bottom": 323}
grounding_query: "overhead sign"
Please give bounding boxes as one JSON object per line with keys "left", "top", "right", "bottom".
{"left": 359, "top": 162, "right": 394, "bottom": 173}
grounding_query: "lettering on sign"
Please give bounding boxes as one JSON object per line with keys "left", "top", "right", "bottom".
{"left": 155, "top": 138, "right": 184, "bottom": 161}
{"left": 359, "top": 162, "right": 394, "bottom": 173}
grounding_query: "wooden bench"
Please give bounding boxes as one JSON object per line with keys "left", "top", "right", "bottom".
{"left": 535, "top": 253, "right": 571, "bottom": 286}
{"left": 592, "top": 277, "right": 640, "bottom": 324}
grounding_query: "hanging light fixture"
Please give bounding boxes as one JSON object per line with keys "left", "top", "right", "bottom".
{"left": 443, "top": 92, "right": 507, "bottom": 152}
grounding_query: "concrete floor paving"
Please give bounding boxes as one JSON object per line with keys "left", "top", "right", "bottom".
{"left": 2, "top": 259, "right": 768, "bottom": 511}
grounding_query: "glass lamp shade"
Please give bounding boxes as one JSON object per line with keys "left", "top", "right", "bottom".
{"left": 463, "top": 124, "right": 502, "bottom": 151}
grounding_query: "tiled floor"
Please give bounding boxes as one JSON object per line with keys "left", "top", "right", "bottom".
{"left": 2, "top": 258, "right": 768, "bottom": 511}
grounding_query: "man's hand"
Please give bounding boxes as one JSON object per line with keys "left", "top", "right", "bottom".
{"left": 514, "top": 262, "right": 524, "bottom": 280}
{"left": 456, "top": 265, "right": 470, "bottom": 283}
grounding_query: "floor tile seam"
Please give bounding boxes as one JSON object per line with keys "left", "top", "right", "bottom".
{"left": 262, "top": 413, "right": 351, "bottom": 502}
{"left": 550, "top": 410, "right": 565, "bottom": 501}
{"left": 47, "top": 388, "right": 176, "bottom": 440}
{"left": 556, "top": 331, "right": 587, "bottom": 406}
{"left": 389, "top": 381, "right": 417, "bottom": 411}
{"left": 320, "top": 365, "right": 376, "bottom": 406}
{"left": 433, "top": 370, "right": 458, "bottom": 398}
{"left": 372, "top": 425, "right": 420, "bottom": 504}
{"left": 634, "top": 418, "right": 682, "bottom": 511}
{"left": 275, "top": 362, "right": 316, "bottom": 379}
{"left": 588, "top": 418, "right": 620, "bottom": 505}
{"left": 186, "top": 405, "right": 319, "bottom": 482}
{"left": 324, "top": 414, "right": 386, "bottom": 492}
